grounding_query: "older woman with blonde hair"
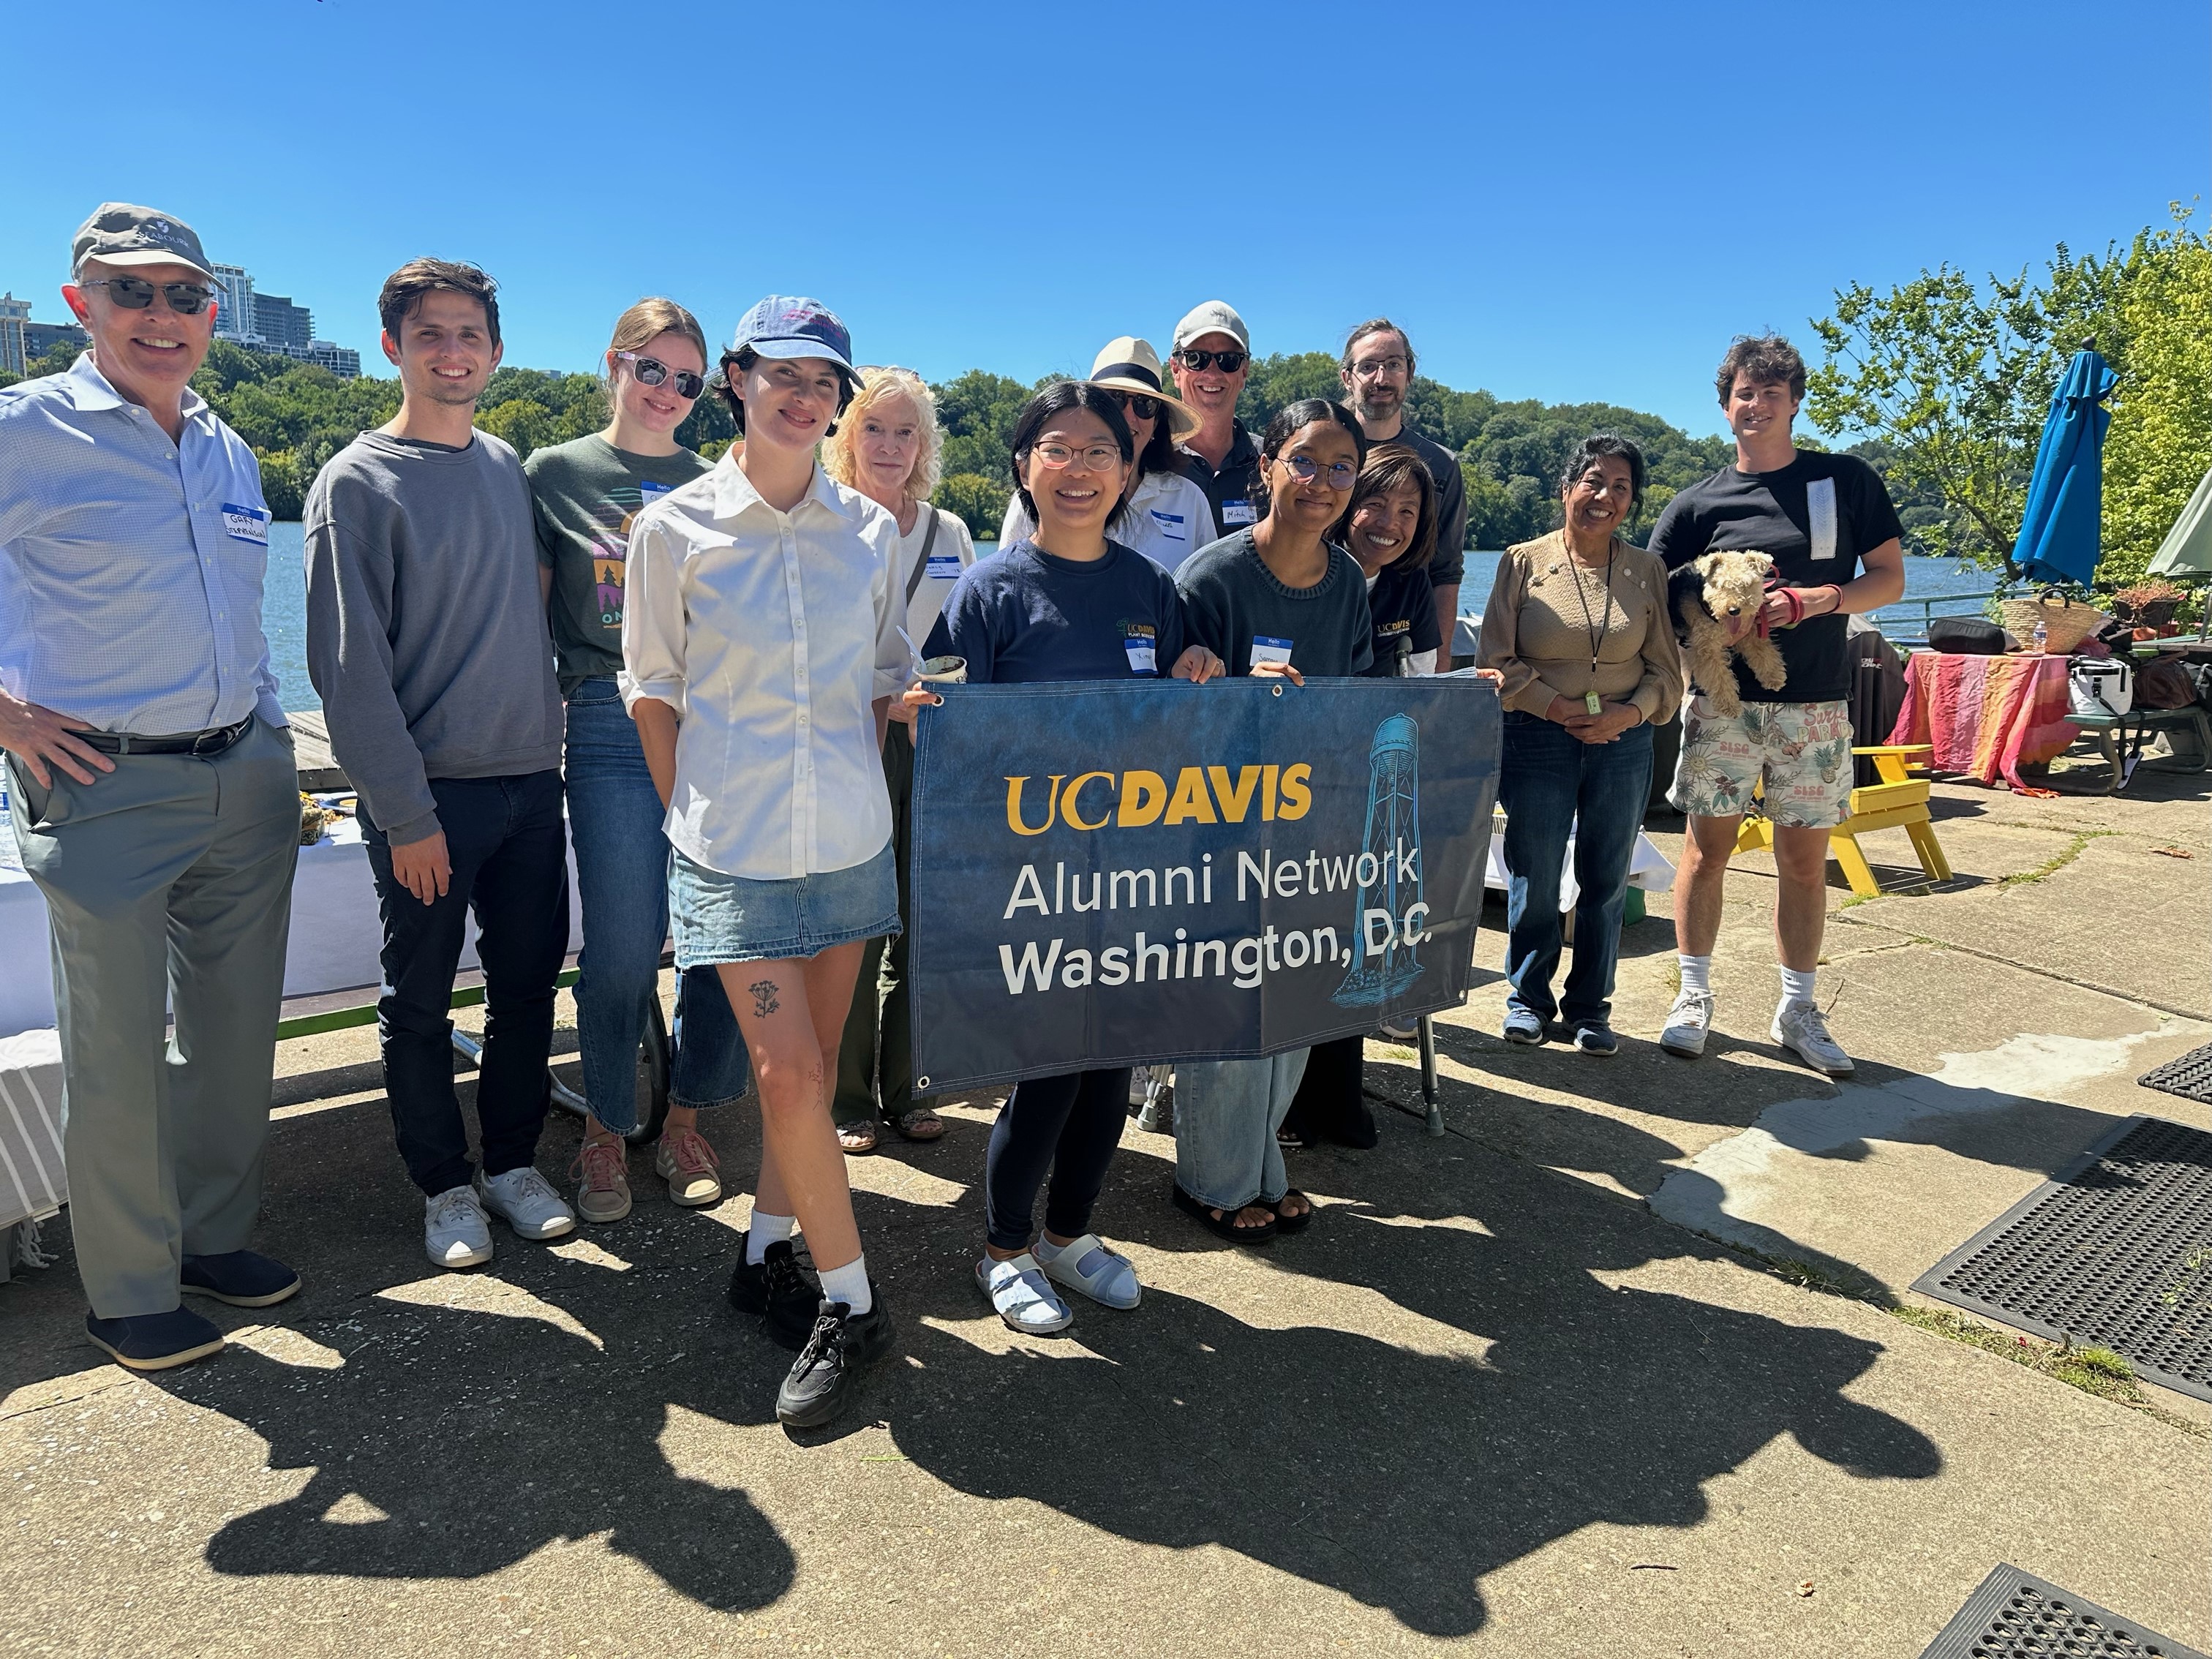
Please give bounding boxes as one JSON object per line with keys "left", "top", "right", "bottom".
{"left": 526, "top": 297, "right": 749, "bottom": 1226}
{"left": 822, "top": 366, "right": 975, "bottom": 1151}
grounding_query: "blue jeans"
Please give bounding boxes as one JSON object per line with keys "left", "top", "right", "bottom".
{"left": 361, "top": 770, "right": 569, "bottom": 1196}
{"left": 1498, "top": 712, "right": 1654, "bottom": 1029}
{"left": 1173, "top": 1051, "right": 1310, "bottom": 1211}
{"left": 564, "top": 680, "right": 748, "bottom": 1134}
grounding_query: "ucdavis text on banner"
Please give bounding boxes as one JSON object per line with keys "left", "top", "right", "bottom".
{"left": 907, "top": 676, "right": 1501, "bottom": 1092}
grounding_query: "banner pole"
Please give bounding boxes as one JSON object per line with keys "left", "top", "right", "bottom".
{"left": 1418, "top": 1015, "right": 1443, "bottom": 1136}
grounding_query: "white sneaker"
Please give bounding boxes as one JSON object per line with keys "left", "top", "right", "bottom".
{"left": 976, "top": 1253, "right": 1073, "bottom": 1334}
{"left": 1772, "top": 1002, "right": 1855, "bottom": 1077}
{"left": 424, "top": 1184, "right": 493, "bottom": 1269}
{"left": 475, "top": 1166, "right": 577, "bottom": 1241}
{"left": 1660, "top": 990, "right": 1715, "bottom": 1058}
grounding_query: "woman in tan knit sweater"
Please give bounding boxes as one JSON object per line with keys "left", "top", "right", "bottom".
{"left": 1476, "top": 434, "right": 1684, "bottom": 1055}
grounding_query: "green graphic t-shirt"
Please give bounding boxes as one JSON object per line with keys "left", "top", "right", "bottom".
{"left": 524, "top": 433, "right": 712, "bottom": 694}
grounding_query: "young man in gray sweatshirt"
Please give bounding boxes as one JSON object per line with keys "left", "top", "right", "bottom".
{"left": 305, "top": 259, "right": 576, "bottom": 1270}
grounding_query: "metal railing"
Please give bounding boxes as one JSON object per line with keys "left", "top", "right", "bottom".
{"left": 1869, "top": 590, "right": 1997, "bottom": 643}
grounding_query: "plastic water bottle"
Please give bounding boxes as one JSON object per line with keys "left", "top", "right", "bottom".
{"left": 2031, "top": 617, "right": 2049, "bottom": 654}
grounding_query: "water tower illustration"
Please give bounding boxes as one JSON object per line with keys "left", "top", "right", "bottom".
{"left": 1332, "top": 712, "right": 1426, "bottom": 1007}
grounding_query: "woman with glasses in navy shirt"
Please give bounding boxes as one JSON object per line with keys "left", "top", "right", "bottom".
{"left": 920, "top": 382, "right": 1222, "bottom": 1335}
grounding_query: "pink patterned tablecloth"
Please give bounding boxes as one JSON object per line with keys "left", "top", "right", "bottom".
{"left": 1886, "top": 651, "right": 2077, "bottom": 789}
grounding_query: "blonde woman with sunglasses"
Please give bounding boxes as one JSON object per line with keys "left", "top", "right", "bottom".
{"left": 524, "top": 299, "right": 750, "bottom": 1227}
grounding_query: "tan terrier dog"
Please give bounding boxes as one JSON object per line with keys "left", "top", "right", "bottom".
{"left": 1667, "top": 550, "right": 1788, "bottom": 716}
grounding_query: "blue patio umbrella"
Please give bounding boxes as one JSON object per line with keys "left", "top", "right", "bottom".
{"left": 2012, "top": 345, "right": 2118, "bottom": 587}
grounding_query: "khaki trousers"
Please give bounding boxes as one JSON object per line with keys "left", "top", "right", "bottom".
{"left": 7, "top": 718, "right": 299, "bottom": 1317}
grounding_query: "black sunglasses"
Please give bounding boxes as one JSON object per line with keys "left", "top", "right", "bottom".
{"left": 1176, "top": 347, "right": 1247, "bottom": 373}
{"left": 616, "top": 351, "right": 706, "bottom": 400}
{"left": 1116, "top": 391, "right": 1162, "bottom": 421}
{"left": 79, "top": 277, "right": 214, "bottom": 315}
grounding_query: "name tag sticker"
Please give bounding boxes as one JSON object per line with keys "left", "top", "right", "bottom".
{"left": 639, "top": 481, "right": 674, "bottom": 501}
{"left": 1123, "top": 621, "right": 1159, "bottom": 675}
{"left": 1807, "top": 477, "right": 1837, "bottom": 561}
{"left": 1251, "top": 636, "right": 1294, "bottom": 668}
{"left": 1148, "top": 508, "right": 1188, "bottom": 543}
{"left": 1222, "top": 499, "right": 1257, "bottom": 527}
{"left": 927, "top": 552, "right": 963, "bottom": 580}
{"left": 221, "top": 503, "right": 269, "bottom": 544}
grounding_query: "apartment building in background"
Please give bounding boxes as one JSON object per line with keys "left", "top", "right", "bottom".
{"left": 0, "top": 293, "right": 27, "bottom": 377}
{"left": 211, "top": 260, "right": 359, "bottom": 377}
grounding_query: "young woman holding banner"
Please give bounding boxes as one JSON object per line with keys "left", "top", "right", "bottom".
{"left": 1170, "top": 399, "right": 1372, "bottom": 1242}
{"left": 1277, "top": 443, "right": 1441, "bottom": 1153}
{"left": 917, "top": 381, "right": 1222, "bottom": 1333}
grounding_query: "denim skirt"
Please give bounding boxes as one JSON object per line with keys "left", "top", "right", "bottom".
{"left": 669, "top": 840, "right": 901, "bottom": 969}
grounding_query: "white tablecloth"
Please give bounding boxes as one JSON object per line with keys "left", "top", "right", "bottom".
{"left": 0, "top": 815, "right": 582, "bottom": 1041}
{"left": 1483, "top": 808, "right": 1676, "bottom": 911}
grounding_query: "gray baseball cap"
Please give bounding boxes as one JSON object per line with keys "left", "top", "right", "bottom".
{"left": 71, "top": 203, "right": 214, "bottom": 280}
{"left": 1172, "top": 300, "right": 1250, "bottom": 355}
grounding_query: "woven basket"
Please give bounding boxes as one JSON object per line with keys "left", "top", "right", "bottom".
{"left": 1999, "top": 594, "right": 2107, "bottom": 654}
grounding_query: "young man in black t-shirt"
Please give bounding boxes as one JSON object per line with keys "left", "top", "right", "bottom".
{"left": 1645, "top": 336, "right": 1905, "bottom": 1077}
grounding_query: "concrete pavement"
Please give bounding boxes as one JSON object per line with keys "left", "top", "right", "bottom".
{"left": 1, "top": 761, "right": 2208, "bottom": 1657}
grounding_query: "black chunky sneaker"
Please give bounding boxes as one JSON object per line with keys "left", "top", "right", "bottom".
{"left": 726, "top": 1235, "right": 820, "bottom": 1350}
{"left": 775, "top": 1291, "right": 892, "bottom": 1429}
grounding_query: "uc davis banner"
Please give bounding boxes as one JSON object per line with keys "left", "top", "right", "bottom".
{"left": 907, "top": 676, "right": 1501, "bottom": 1093}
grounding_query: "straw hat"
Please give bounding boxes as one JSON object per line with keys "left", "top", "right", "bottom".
{"left": 1088, "top": 337, "right": 1200, "bottom": 442}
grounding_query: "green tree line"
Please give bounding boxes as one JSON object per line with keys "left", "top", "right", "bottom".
{"left": 9, "top": 334, "right": 1767, "bottom": 548}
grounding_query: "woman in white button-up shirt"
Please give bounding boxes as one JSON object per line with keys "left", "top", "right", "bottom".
{"left": 620, "top": 296, "right": 906, "bottom": 1429}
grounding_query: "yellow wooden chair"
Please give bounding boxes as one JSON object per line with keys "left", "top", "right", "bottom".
{"left": 1734, "top": 743, "right": 1952, "bottom": 898}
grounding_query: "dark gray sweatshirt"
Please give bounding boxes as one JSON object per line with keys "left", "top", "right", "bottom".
{"left": 304, "top": 429, "right": 563, "bottom": 846}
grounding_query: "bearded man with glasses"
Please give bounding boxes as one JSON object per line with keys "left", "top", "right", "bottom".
{"left": 1339, "top": 318, "right": 1468, "bottom": 664}
{"left": 0, "top": 204, "right": 304, "bottom": 1371}
{"left": 1167, "top": 301, "right": 1265, "bottom": 543}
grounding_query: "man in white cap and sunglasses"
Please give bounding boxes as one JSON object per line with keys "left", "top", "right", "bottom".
{"left": 1167, "top": 301, "right": 1264, "bottom": 543}
{"left": 0, "top": 203, "right": 303, "bottom": 1370}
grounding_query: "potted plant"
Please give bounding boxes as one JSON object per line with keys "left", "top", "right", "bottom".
{"left": 2113, "top": 579, "right": 2187, "bottom": 630}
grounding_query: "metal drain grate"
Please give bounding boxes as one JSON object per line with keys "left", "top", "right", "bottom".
{"left": 2138, "top": 1042, "right": 2212, "bottom": 1105}
{"left": 1920, "top": 1564, "right": 2208, "bottom": 1658}
{"left": 1914, "top": 1116, "right": 2212, "bottom": 1402}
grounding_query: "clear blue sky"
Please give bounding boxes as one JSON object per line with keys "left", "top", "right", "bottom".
{"left": 4, "top": 0, "right": 2204, "bottom": 438}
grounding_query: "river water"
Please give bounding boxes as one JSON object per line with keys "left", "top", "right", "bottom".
{"left": 258, "top": 522, "right": 1999, "bottom": 714}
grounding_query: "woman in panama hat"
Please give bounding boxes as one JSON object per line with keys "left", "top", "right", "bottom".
{"left": 999, "top": 336, "right": 1216, "bottom": 575}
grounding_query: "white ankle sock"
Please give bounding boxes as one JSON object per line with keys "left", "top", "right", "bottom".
{"left": 817, "top": 1254, "right": 872, "bottom": 1316}
{"left": 1778, "top": 966, "right": 1817, "bottom": 1011}
{"left": 1678, "top": 955, "right": 1712, "bottom": 997}
{"left": 746, "top": 1212, "right": 794, "bottom": 1265}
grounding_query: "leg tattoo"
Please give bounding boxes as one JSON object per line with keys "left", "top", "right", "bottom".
{"left": 747, "top": 979, "right": 780, "bottom": 1020}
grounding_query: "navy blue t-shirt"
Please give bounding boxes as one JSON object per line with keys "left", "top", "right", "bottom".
{"left": 1359, "top": 560, "right": 1442, "bottom": 677}
{"left": 922, "top": 538, "right": 1187, "bottom": 686}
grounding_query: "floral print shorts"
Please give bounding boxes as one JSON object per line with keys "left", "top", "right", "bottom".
{"left": 1671, "top": 697, "right": 1854, "bottom": 828}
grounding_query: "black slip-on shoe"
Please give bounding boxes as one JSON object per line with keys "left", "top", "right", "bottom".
{"left": 181, "top": 1250, "right": 301, "bottom": 1309}
{"left": 727, "top": 1236, "right": 821, "bottom": 1350}
{"left": 86, "top": 1308, "right": 225, "bottom": 1372}
{"left": 1571, "top": 1023, "right": 1620, "bottom": 1058}
{"left": 775, "top": 1293, "right": 893, "bottom": 1429}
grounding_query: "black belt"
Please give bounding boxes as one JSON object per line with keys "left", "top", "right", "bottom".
{"left": 78, "top": 715, "right": 256, "bottom": 757}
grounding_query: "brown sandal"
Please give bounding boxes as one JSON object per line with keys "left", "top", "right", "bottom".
{"left": 836, "top": 1119, "right": 879, "bottom": 1155}
{"left": 883, "top": 1106, "right": 944, "bottom": 1143}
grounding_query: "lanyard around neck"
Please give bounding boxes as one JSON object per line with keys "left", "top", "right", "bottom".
{"left": 1565, "top": 539, "right": 1616, "bottom": 672}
